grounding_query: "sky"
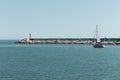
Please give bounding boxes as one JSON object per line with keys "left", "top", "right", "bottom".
{"left": 0, "top": 0, "right": 120, "bottom": 39}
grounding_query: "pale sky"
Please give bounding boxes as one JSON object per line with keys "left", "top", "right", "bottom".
{"left": 0, "top": 0, "right": 120, "bottom": 39}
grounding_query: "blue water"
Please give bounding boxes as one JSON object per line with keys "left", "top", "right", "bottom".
{"left": 0, "top": 40, "right": 120, "bottom": 80}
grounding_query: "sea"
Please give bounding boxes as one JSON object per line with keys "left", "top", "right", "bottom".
{"left": 0, "top": 40, "right": 120, "bottom": 80}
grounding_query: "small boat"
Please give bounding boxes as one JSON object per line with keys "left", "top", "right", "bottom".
{"left": 93, "top": 42, "right": 105, "bottom": 48}
{"left": 93, "top": 25, "right": 105, "bottom": 48}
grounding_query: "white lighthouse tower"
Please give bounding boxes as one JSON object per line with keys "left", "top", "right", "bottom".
{"left": 29, "top": 33, "right": 31, "bottom": 40}
{"left": 26, "top": 33, "right": 32, "bottom": 43}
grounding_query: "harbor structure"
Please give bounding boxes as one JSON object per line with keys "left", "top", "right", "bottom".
{"left": 16, "top": 34, "right": 120, "bottom": 45}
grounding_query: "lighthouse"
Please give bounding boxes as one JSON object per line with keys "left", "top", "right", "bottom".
{"left": 29, "top": 33, "right": 31, "bottom": 40}
{"left": 26, "top": 33, "right": 32, "bottom": 43}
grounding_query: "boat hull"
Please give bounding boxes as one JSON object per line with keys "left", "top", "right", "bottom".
{"left": 93, "top": 43, "right": 105, "bottom": 48}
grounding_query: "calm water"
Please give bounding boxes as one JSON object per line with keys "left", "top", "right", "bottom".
{"left": 0, "top": 40, "right": 120, "bottom": 80}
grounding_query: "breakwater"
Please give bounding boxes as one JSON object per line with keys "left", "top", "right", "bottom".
{"left": 16, "top": 38, "right": 120, "bottom": 45}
